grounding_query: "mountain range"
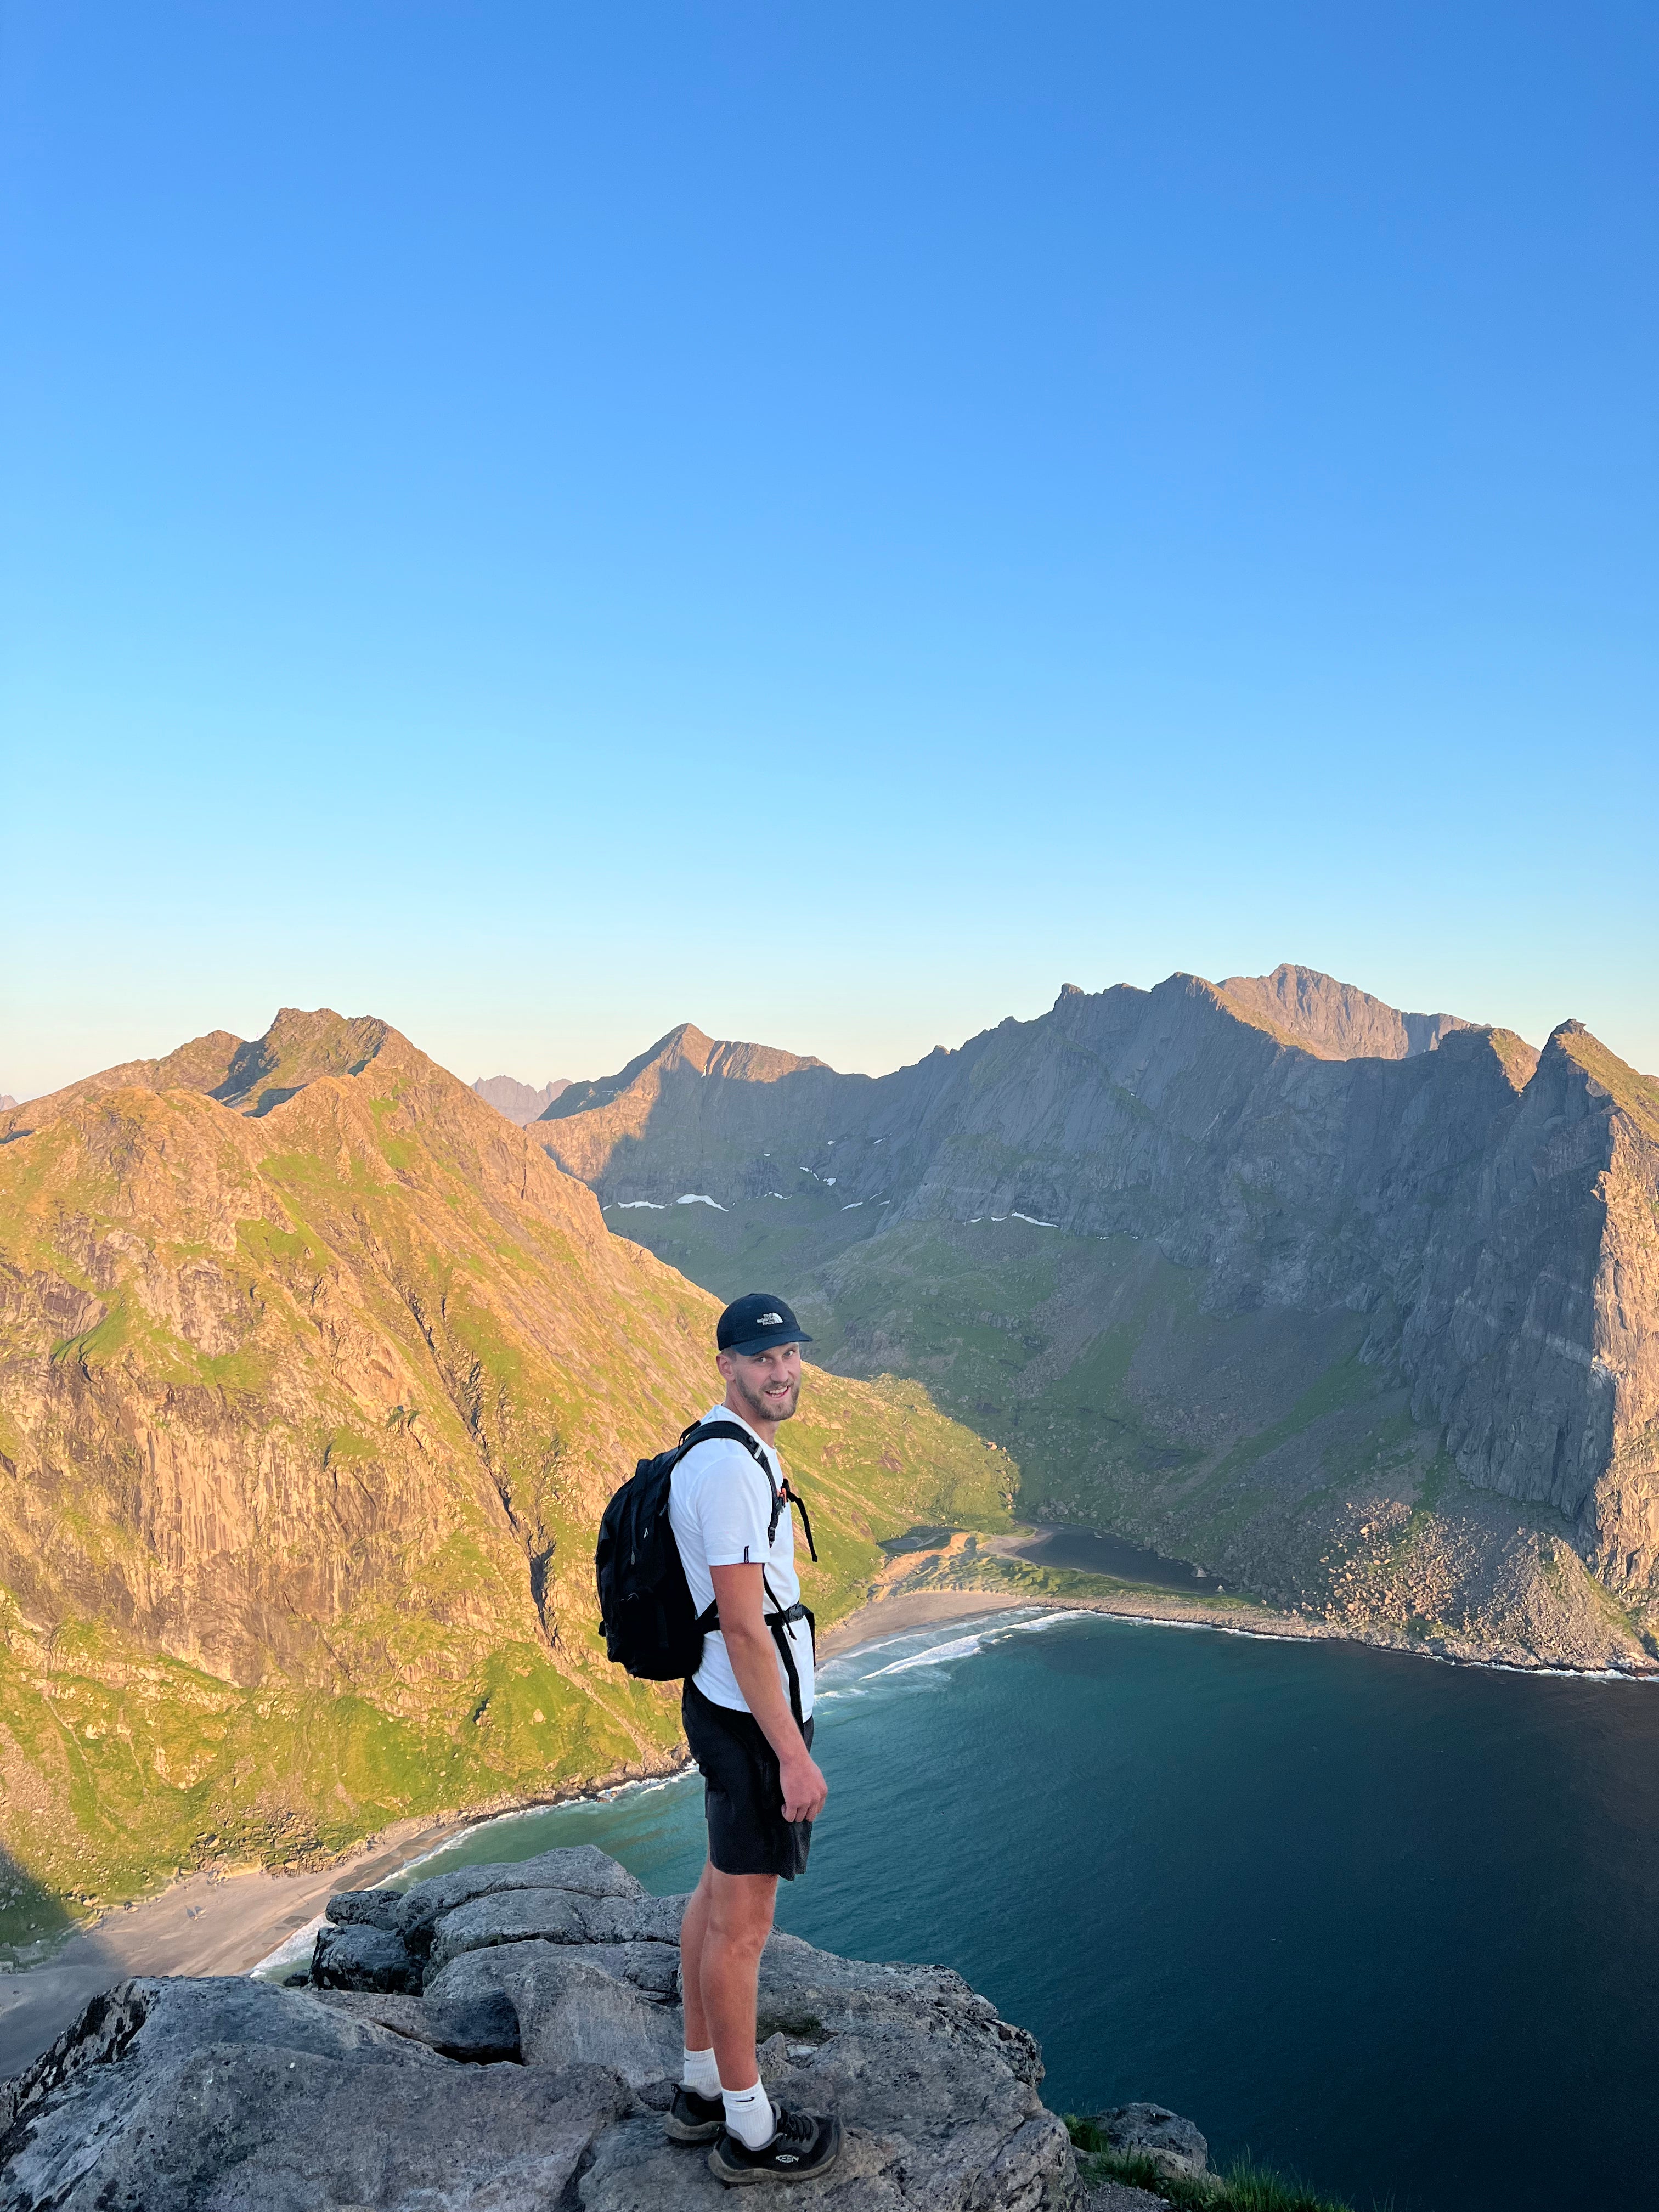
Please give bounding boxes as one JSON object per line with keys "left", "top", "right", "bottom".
{"left": 471, "top": 1075, "right": 571, "bottom": 1125}
{"left": 528, "top": 964, "right": 1659, "bottom": 1671}
{"left": 7, "top": 964, "right": 1656, "bottom": 1936}
{"left": 0, "top": 1014, "right": 1003, "bottom": 1939}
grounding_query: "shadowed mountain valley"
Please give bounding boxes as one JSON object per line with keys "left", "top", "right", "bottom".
{"left": 0, "top": 1015, "right": 1006, "bottom": 1937}
{"left": 529, "top": 966, "right": 1659, "bottom": 1672}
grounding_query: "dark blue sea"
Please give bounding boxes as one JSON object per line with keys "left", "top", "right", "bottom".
{"left": 306, "top": 1611, "right": 1659, "bottom": 2212}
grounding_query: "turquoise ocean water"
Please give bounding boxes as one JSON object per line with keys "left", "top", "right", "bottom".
{"left": 325, "top": 1611, "right": 1659, "bottom": 2212}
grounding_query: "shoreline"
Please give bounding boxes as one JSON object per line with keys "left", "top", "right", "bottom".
{"left": 0, "top": 1588, "right": 1128, "bottom": 2074}
{"left": 817, "top": 1577, "right": 1335, "bottom": 1658}
{"left": 7, "top": 1572, "right": 1652, "bottom": 2081}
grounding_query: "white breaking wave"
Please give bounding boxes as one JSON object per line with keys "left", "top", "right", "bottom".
{"left": 250, "top": 1912, "right": 329, "bottom": 1980}
{"left": 817, "top": 1609, "right": 1090, "bottom": 1701}
{"left": 863, "top": 1611, "right": 1091, "bottom": 1678}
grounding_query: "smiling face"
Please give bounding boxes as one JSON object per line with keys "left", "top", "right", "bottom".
{"left": 716, "top": 1339, "right": 803, "bottom": 1431}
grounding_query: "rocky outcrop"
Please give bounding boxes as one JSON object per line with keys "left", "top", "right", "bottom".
{"left": 1084, "top": 2103, "right": 1209, "bottom": 2179}
{"left": 0, "top": 1851, "right": 1081, "bottom": 2209}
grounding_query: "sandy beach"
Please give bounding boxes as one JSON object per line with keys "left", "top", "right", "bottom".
{"left": 0, "top": 1808, "right": 492, "bottom": 2081}
{"left": 817, "top": 1585, "right": 1036, "bottom": 1655}
{"left": 819, "top": 1547, "right": 1336, "bottom": 1662}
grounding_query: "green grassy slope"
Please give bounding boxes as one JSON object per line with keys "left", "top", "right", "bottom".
{"left": 0, "top": 1015, "right": 1006, "bottom": 1946}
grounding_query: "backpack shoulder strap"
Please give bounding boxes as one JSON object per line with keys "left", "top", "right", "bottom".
{"left": 678, "top": 1419, "right": 770, "bottom": 1466}
{"left": 678, "top": 1417, "right": 781, "bottom": 1512}
{"left": 677, "top": 1420, "right": 817, "bottom": 1559}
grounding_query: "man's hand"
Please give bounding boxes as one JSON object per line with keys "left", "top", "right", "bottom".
{"left": 778, "top": 1746, "right": 829, "bottom": 1825}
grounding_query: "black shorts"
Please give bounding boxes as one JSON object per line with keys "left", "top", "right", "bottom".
{"left": 682, "top": 1679, "right": 815, "bottom": 1881}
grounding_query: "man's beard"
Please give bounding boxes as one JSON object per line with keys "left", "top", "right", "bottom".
{"left": 734, "top": 1370, "right": 800, "bottom": 1427}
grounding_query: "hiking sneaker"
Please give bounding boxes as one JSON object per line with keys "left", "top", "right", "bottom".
{"left": 664, "top": 2085, "right": 726, "bottom": 2143}
{"left": 708, "top": 2105, "right": 842, "bottom": 2186}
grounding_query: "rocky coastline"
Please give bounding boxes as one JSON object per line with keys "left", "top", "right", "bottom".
{"left": 844, "top": 1536, "right": 1659, "bottom": 1678}
{"left": 0, "top": 1845, "right": 1088, "bottom": 2209}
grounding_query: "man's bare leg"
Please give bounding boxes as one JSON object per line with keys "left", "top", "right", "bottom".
{"left": 680, "top": 1859, "right": 780, "bottom": 2089}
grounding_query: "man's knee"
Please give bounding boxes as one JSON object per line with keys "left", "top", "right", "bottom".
{"left": 705, "top": 1871, "right": 777, "bottom": 1956}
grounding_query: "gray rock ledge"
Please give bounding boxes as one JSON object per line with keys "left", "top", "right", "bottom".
{"left": 0, "top": 1849, "right": 1082, "bottom": 2209}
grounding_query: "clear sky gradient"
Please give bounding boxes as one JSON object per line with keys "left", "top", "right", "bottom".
{"left": 4, "top": 2, "right": 1655, "bottom": 1099}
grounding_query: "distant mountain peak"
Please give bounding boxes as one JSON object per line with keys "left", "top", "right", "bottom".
{"left": 473, "top": 1075, "right": 571, "bottom": 1126}
{"left": 537, "top": 1023, "right": 828, "bottom": 1130}
{"left": 1216, "top": 963, "right": 1474, "bottom": 1061}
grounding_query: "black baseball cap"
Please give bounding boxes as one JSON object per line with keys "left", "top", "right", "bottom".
{"left": 716, "top": 1292, "right": 813, "bottom": 1358}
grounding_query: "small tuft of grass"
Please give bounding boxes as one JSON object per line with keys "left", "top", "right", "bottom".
{"left": 1064, "top": 2117, "right": 1364, "bottom": 2212}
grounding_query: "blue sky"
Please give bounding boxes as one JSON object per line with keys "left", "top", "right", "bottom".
{"left": 3, "top": 1, "right": 1655, "bottom": 1098}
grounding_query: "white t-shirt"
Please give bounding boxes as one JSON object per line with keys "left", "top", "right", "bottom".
{"left": 668, "top": 1403, "right": 815, "bottom": 1721}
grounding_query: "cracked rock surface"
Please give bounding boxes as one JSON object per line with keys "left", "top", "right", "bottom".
{"left": 0, "top": 1851, "right": 1083, "bottom": 2210}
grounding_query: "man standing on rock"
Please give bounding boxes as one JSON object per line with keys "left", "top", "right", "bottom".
{"left": 665, "top": 1292, "right": 841, "bottom": 2186}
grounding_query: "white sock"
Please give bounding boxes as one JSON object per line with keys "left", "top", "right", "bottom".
{"left": 682, "top": 2046, "right": 720, "bottom": 2097}
{"left": 722, "top": 2080, "right": 776, "bottom": 2149}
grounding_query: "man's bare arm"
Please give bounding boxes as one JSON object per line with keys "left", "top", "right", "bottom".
{"left": 709, "top": 1561, "right": 828, "bottom": 1824}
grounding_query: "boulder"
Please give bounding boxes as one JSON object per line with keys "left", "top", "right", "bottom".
{"left": 323, "top": 1886, "right": 406, "bottom": 1932}
{"left": 423, "top": 1943, "right": 679, "bottom": 2085}
{"left": 311, "top": 1921, "right": 422, "bottom": 1994}
{"left": 425, "top": 1886, "right": 685, "bottom": 1973}
{"left": 424, "top": 1934, "right": 679, "bottom": 2007}
{"left": 0, "top": 1977, "right": 631, "bottom": 2211}
{"left": 396, "top": 1846, "right": 645, "bottom": 1954}
{"left": 1088, "top": 2101, "right": 1209, "bottom": 2178}
{"left": 311, "top": 1989, "right": 521, "bottom": 2063}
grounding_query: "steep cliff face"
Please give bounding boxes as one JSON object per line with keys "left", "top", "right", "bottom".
{"left": 531, "top": 972, "right": 1659, "bottom": 1665}
{"left": 1393, "top": 1024, "right": 1659, "bottom": 1590}
{"left": 0, "top": 1013, "right": 1005, "bottom": 1925}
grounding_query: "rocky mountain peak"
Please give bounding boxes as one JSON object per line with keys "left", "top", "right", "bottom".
{"left": 1217, "top": 963, "right": 1473, "bottom": 1060}
{"left": 1542, "top": 1019, "right": 1659, "bottom": 1140}
{"left": 208, "top": 1009, "right": 392, "bottom": 1117}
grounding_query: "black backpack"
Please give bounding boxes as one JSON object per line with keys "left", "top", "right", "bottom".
{"left": 594, "top": 1419, "right": 819, "bottom": 1724}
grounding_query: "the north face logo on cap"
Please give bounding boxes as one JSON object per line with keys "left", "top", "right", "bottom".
{"left": 716, "top": 1291, "right": 812, "bottom": 1354}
